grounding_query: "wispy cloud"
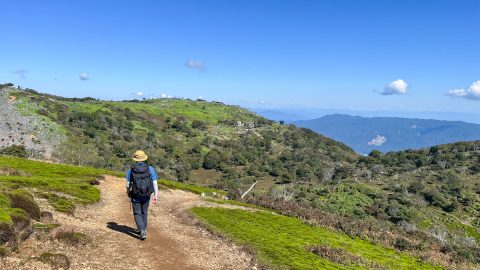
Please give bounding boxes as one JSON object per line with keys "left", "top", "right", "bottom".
{"left": 368, "top": 135, "right": 387, "bottom": 146}
{"left": 380, "top": 79, "right": 408, "bottom": 95}
{"left": 185, "top": 59, "right": 206, "bottom": 71}
{"left": 446, "top": 80, "right": 480, "bottom": 101}
{"left": 79, "top": 73, "right": 89, "bottom": 81}
{"left": 135, "top": 91, "right": 144, "bottom": 97}
{"left": 13, "top": 69, "right": 28, "bottom": 79}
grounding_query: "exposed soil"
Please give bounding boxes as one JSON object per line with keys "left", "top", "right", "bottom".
{"left": 1, "top": 176, "right": 257, "bottom": 270}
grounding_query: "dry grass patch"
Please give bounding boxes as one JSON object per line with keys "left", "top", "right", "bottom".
{"left": 38, "top": 252, "right": 71, "bottom": 269}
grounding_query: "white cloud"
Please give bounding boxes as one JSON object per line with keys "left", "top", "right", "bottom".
{"left": 446, "top": 89, "right": 467, "bottom": 97}
{"left": 160, "top": 93, "right": 173, "bottom": 99}
{"left": 368, "top": 135, "right": 387, "bottom": 146}
{"left": 381, "top": 79, "right": 408, "bottom": 95}
{"left": 13, "top": 69, "right": 28, "bottom": 79}
{"left": 446, "top": 80, "right": 480, "bottom": 101}
{"left": 79, "top": 73, "right": 89, "bottom": 81}
{"left": 135, "top": 91, "right": 144, "bottom": 97}
{"left": 185, "top": 59, "right": 205, "bottom": 71}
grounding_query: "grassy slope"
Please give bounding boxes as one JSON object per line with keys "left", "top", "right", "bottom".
{"left": 157, "top": 179, "right": 227, "bottom": 196}
{"left": 192, "top": 207, "right": 441, "bottom": 270}
{"left": 0, "top": 157, "right": 121, "bottom": 215}
{"left": 0, "top": 156, "right": 224, "bottom": 226}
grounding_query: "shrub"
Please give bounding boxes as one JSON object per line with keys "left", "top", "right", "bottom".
{"left": 9, "top": 208, "right": 31, "bottom": 230}
{"left": 0, "top": 145, "right": 28, "bottom": 158}
{"left": 0, "top": 245, "right": 7, "bottom": 257}
{"left": 407, "top": 181, "right": 424, "bottom": 194}
{"left": 393, "top": 237, "right": 416, "bottom": 251}
{"left": 55, "top": 230, "right": 92, "bottom": 246}
{"left": 7, "top": 190, "right": 41, "bottom": 221}
{"left": 386, "top": 201, "right": 417, "bottom": 223}
{"left": 0, "top": 208, "right": 32, "bottom": 249}
{"left": 0, "top": 221, "right": 13, "bottom": 245}
{"left": 192, "top": 120, "right": 208, "bottom": 130}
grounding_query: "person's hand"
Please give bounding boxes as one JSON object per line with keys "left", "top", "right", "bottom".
{"left": 153, "top": 196, "right": 158, "bottom": 204}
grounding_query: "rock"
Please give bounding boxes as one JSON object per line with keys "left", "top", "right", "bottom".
{"left": 40, "top": 211, "right": 55, "bottom": 223}
{"left": 90, "top": 180, "right": 100, "bottom": 185}
{"left": 0, "top": 87, "right": 66, "bottom": 159}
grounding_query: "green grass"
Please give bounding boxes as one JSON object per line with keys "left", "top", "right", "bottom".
{"left": 204, "top": 198, "right": 268, "bottom": 210}
{"left": 0, "top": 211, "right": 13, "bottom": 226}
{"left": 192, "top": 207, "right": 442, "bottom": 270}
{"left": 0, "top": 192, "right": 11, "bottom": 208}
{"left": 323, "top": 189, "right": 374, "bottom": 217}
{"left": 101, "top": 98, "right": 258, "bottom": 124}
{"left": 0, "top": 156, "right": 122, "bottom": 215}
{"left": 33, "top": 223, "right": 61, "bottom": 231}
{"left": 157, "top": 179, "right": 227, "bottom": 196}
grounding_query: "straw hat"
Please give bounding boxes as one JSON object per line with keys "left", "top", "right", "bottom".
{"left": 132, "top": 150, "right": 148, "bottom": 162}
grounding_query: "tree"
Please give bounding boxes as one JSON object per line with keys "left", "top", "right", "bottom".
{"left": 368, "top": 150, "right": 382, "bottom": 159}
{"left": 175, "top": 162, "right": 191, "bottom": 182}
{"left": 203, "top": 149, "right": 222, "bottom": 170}
{"left": 55, "top": 140, "right": 102, "bottom": 167}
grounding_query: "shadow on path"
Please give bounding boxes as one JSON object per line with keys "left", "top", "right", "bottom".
{"left": 107, "top": 222, "right": 138, "bottom": 239}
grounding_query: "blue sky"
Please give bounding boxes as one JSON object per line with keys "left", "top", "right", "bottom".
{"left": 1, "top": 0, "right": 479, "bottom": 114}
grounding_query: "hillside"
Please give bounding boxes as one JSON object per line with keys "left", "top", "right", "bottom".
{"left": 0, "top": 157, "right": 444, "bottom": 269}
{"left": 0, "top": 84, "right": 355, "bottom": 194}
{"left": 294, "top": 114, "right": 480, "bottom": 154}
{"left": 2, "top": 84, "right": 480, "bottom": 269}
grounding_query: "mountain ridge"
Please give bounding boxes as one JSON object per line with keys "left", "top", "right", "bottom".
{"left": 295, "top": 114, "right": 480, "bottom": 154}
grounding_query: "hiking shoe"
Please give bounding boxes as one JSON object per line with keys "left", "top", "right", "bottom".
{"left": 140, "top": 230, "right": 147, "bottom": 240}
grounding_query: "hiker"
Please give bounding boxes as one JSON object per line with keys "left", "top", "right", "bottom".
{"left": 125, "top": 150, "right": 159, "bottom": 240}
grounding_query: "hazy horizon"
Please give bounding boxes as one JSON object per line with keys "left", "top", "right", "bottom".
{"left": 4, "top": 82, "right": 480, "bottom": 124}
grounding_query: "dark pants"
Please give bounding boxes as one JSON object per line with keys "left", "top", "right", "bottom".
{"left": 132, "top": 199, "right": 150, "bottom": 231}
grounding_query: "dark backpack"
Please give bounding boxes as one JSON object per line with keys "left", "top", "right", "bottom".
{"left": 128, "top": 162, "right": 153, "bottom": 198}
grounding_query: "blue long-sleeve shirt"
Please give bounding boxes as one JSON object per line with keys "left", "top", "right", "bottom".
{"left": 125, "top": 163, "right": 159, "bottom": 202}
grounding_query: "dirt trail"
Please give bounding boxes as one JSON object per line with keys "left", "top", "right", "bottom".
{"left": 1, "top": 176, "right": 257, "bottom": 270}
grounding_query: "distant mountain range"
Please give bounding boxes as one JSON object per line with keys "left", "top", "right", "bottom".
{"left": 252, "top": 108, "right": 480, "bottom": 124}
{"left": 294, "top": 114, "right": 480, "bottom": 154}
